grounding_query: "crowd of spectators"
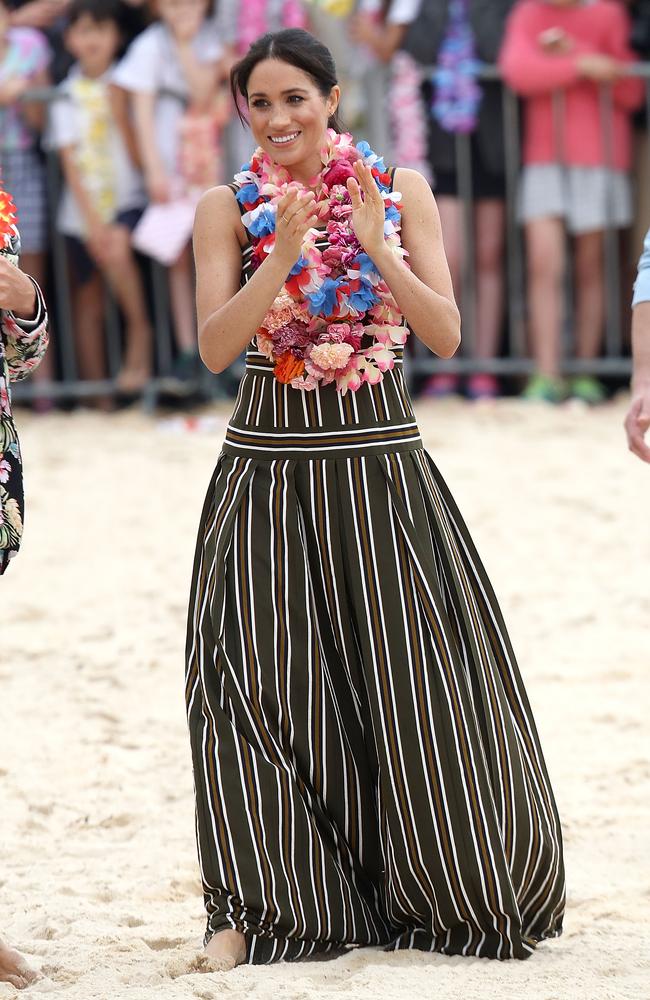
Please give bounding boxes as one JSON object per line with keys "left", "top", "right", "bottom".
{"left": 1, "top": 0, "right": 649, "bottom": 408}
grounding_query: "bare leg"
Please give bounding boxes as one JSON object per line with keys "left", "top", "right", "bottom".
{"left": 204, "top": 928, "right": 246, "bottom": 969}
{"left": 100, "top": 226, "right": 153, "bottom": 390}
{"left": 168, "top": 245, "right": 197, "bottom": 354}
{"left": 573, "top": 230, "right": 604, "bottom": 361}
{"left": 72, "top": 272, "right": 112, "bottom": 410}
{"left": 0, "top": 936, "right": 39, "bottom": 989}
{"left": 474, "top": 200, "right": 505, "bottom": 361}
{"left": 525, "top": 217, "right": 566, "bottom": 377}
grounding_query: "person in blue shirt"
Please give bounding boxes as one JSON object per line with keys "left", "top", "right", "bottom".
{"left": 626, "top": 227, "right": 650, "bottom": 462}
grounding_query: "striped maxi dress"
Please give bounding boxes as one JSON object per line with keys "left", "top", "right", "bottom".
{"left": 185, "top": 204, "right": 566, "bottom": 967}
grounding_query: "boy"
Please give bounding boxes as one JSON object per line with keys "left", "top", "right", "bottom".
{"left": 49, "top": 0, "right": 152, "bottom": 395}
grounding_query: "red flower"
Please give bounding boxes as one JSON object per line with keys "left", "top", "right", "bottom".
{"left": 323, "top": 159, "right": 356, "bottom": 189}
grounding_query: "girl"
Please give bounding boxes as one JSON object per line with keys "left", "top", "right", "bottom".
{"left": 500, "top": 0, "right": 643, "bottom": 403}
{"left": 186, "top": 28, "right": 565, "bottom": 968}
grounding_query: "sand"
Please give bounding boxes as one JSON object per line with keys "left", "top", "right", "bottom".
{"left": 1, "top": 397, "right": 649, "bottom": 1000}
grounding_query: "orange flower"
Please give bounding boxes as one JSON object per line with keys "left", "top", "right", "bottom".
{"left": 274, "top": 352, "right": 305, "bottom": 384}
{"left": 0, "top": 188, "right": 18, "bottom": 249}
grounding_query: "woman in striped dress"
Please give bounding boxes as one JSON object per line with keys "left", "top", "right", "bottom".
{"left": 186, "top": 28, "right": 565, "bottom": 968}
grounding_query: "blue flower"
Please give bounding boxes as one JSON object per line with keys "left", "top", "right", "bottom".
{"left": 247, "top": 206, "right": 276, "bottom": 238}
{"left": 349, "top": 279, "right": 380, "bottom": 312}
{"left": 307, "top": 277, "right": 341, "bottom": 316}
{"left": 236, "top": 183, "right": 259, "bottom": 205}
{"left": 356, "top": 140, "right": 372, "bottom": 159}
{"left": 353, "top": 253, "right": 379, "bottom": 279}
{"left": 385, "top": 204, "right": 401, "bottom": 225}
{"left": 289, "top": 255, "right": 308, "bottom": 276}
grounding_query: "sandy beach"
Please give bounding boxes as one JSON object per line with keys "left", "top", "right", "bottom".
{"left": 1, "top": 396, "right": 649, "bottom": 1000}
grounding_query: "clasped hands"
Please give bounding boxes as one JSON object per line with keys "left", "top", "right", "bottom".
{"left": 272, "top": 160, "right": 386, "bottom": 270}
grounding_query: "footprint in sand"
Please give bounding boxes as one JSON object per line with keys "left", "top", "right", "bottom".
{"left": 165, "top": 950, "right": 236, "bottom": 978}
{"left": 144, "top": 937, "right": 186, "bottom": 952}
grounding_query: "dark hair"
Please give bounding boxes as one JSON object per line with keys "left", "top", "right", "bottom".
{"left": 67, "top": 0, "right": 122, "bottom": 27}
{"left": 230, "top": 28, "right": 344, "bottom": 133}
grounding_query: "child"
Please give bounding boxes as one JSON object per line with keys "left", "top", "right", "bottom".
{"left": 0, "top": 0, "right": 52, "bottom": 395}
{"left": 113, "top": 0, "right": 227, "bottom": 383}
{"left": 0, "top": 188, "right": 49, "bottom": 574}
{"left": 49, "top": 0, "right": 152, "bottom": 396}
{"left": 499, "top": 0, "right": 643, "bottom": 403}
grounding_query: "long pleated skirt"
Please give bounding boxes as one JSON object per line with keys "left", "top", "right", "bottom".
{"left": 185, "top": 348, "right": 565, "bottom": 964}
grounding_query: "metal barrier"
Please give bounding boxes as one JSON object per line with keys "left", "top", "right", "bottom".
{"left": 10, "top": 66, "right": 649, "bottom": 402}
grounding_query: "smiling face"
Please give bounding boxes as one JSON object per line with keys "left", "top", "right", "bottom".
{"left": 246, "top": 58, "right": 340, "bottom": 182}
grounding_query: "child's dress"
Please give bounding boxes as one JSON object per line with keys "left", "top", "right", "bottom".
{"left": 185, "top": 147, "right": 566, "bottom": 963}
{"left": 0, "top": 227, "right": 49, "bottom": 575}
{"left": 0, "top": 27, "right": 51, "bottom": 253}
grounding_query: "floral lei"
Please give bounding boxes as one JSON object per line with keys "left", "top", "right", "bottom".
{"left": 234, "top": 129, "right": 409, "bottom": 394}
{"left": 0, "top": 188, "right": 18, "bottom": 252}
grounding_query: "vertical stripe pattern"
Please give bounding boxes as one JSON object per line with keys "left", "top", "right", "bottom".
{"left": 184, "top": 209, "right": 565, "bottom": 964}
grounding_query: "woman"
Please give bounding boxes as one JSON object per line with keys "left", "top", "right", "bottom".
{"left": 186, "top": 28, "right": 565, "bottom": 968}
{"left": 0, "top": 185, "right": 49, "bottom": 575}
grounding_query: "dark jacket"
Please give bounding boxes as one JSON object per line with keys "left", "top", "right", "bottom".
{"left": 402, "top": 0, "right": 518, "bottom": 175}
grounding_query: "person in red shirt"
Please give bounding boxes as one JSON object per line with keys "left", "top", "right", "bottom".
{"left": 500, "top": 0, "right": 643, "bottom": 403}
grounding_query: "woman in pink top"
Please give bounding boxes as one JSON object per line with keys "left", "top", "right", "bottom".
{"left": 499, "top": 0, "right": 643, "bottom": 403}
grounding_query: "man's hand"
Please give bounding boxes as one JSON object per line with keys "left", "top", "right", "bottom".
{"left": 624, "top": 384, "right": 650, "bottom": 463}
{"left": 0, "top": 256, "right": 37, "bottom": 319}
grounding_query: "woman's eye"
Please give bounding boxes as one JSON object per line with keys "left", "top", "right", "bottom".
{"left": 251, "top": 100, "right": 268, "bottom": 108}
{"left": 288, "top": 95, "right": 303, "bottom": 104}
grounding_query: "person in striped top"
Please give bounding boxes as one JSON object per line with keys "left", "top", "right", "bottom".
{"left": 186, "top": 27, "right": 566, "bottom": 969}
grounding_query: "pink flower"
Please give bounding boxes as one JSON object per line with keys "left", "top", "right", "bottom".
{"left": 362, "top": 344, "right": 396, "bottom": 373}
{"left": 326, "top": 322, "right": 364, "bottom": 350}
{"left": 330, "top": 198, "right": 353, "bottom": 222}
{"left": 308, "top": 341, "right": 354, "bottom": 372}
{"left": 0, "top": 382, "right": 10, "bottom": 415}
{"left": 0, "top": 457, "right": 11, "bottom": 484}
{"left": 256, "top": 332, "right": 274, "bottom": 358}
{"left": 335, "top": 356, "right": 363, "bottom": 395}
{"left": 327, "top": 222, "right": 362, "bottom": 255}
{"left": 291, "top": 373, "right": 319, "bottom": 391}
{"left": 322, "top": 159, "right": 356, "bottom": 189}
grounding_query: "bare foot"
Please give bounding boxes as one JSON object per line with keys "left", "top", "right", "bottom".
{"left": 0, "top": 937, "right": 40, "bottom": 990}
{"left": 116, "top": 365, "right": 152, "bottom": 394}
{"left": 204, "top": 928, "right": 246, "bottom": 970}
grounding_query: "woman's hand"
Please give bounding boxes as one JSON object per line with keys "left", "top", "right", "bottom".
{"left": 0, "top": 257, "right": 36, "bottom": 319}
{"left": 272, "top": 188, "right": 318, "bottom": 269}
{"left": 346, "top": 160, "right": 386, "bottom": 259}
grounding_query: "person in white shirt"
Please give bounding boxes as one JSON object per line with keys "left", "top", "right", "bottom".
{"left": 49, "top": 0, "right": 152, "bottom": 395}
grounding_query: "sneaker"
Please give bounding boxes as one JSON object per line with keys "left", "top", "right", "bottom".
{"left": 521, "top": 374, "right": 567, "bottom": 404}
{"left": 420, "top": 373, "right": 461, "bottom": 398}
{"left": 466, "top": 372, "right": 500, "bottom": 400}
{"left": 568, "top": 375, "right": 607, "bottom": 406}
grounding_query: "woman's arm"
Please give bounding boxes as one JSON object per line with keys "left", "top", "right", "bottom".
{"left": 0, "top": 256, "right": 49, "bottom": 382}
{"left": 175, "top": 42, "right": 219, "bottom": 111}
{"left": 195, "top": 186, "right": 318, "bottom": 374}
{"left": 131, "top": 90, "right": 170, "bottom": 201}
{"left": 351, "top": 165, "right": 460, "bottom": 358}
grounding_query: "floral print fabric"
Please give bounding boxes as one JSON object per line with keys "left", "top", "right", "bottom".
{"left": 0, "top": 227, "right": 49, "bottom": 575}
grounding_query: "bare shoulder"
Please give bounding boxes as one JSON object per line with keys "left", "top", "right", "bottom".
{"left": 392, "top": 167, "right": 442, "bottom": 244}
{"left": 194, "top": 184, "right": 243, "bottom": 243}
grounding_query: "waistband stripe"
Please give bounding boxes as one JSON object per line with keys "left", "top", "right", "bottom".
{"left": 224, "top": 421, "right": 422, "bottom": 454}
